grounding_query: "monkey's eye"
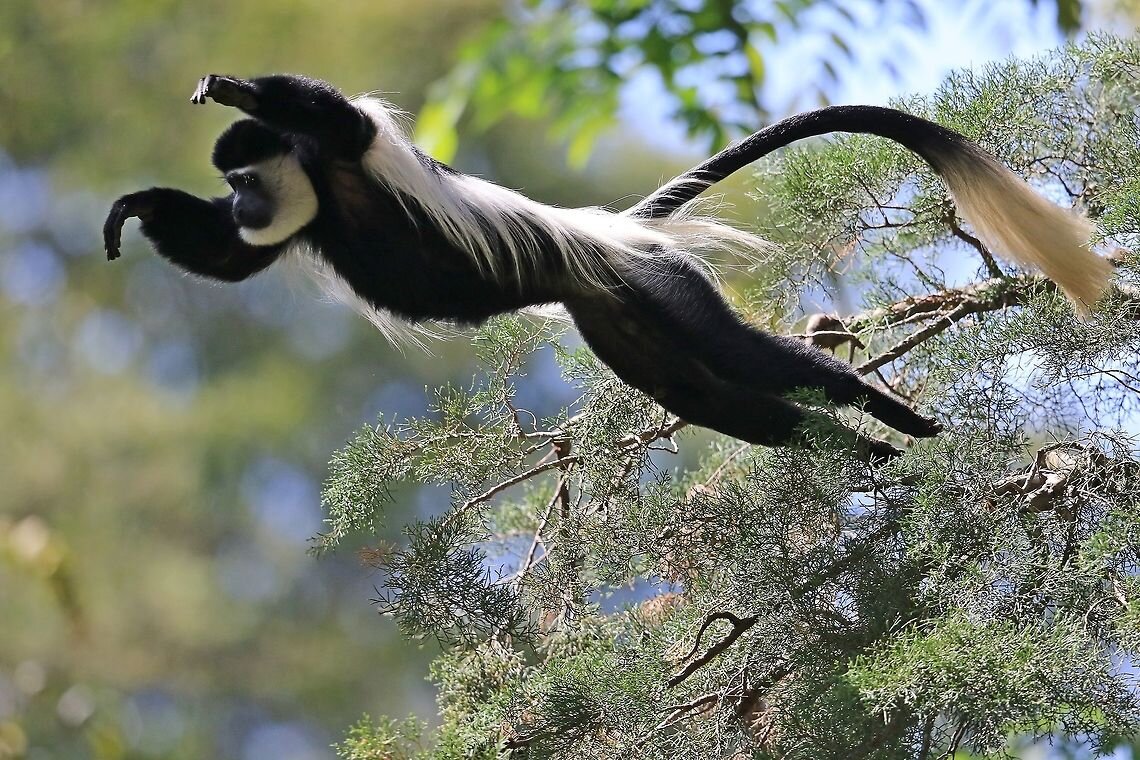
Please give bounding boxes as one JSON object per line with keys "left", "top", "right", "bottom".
{"left": 226, "top": 173, "right": 260, "bottom": 190}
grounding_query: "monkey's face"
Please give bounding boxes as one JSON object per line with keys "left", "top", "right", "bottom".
{"left": 226, "top": 153, "right": 319, "bottom": 247}
{"left": 213, "top": 119, "right": 319, "bottom": 247}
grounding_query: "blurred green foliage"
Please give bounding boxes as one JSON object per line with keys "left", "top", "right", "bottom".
{"left": 415, "top": 0, "right": 1087, "bottom": 163}
{"left": 0, "top": 0, "right": 500, "bottom": 179}
{"left": 0, "top": 2, "right": 508, "bottom": 758}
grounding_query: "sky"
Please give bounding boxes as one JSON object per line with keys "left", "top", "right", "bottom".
{"left": 621, "top": 0, "right": 1067, "bottom": 152}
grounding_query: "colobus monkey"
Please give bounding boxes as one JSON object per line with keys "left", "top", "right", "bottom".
{"left": 104, "top": 74, "right": 1112, "bottom": 458}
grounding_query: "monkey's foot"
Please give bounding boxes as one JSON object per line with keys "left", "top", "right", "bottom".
{"left": 913, "top": 414, "right": 943, "bottom": 437}
{"left": 190, "top": 75, "right": 258, "bottom": 111}
{"left": 858, "top": 436, "right": 904, "bottom": 463}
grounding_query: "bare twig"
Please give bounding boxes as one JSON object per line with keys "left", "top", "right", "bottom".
{"left": 507, "top": 479, "right": 564, "bottom": 589}
{"left": 701, "top": 443, "right": 751, "bottom": 489}
{"left": 654, "top": 693, "right": 719, "bottom": 731}
{"left": 872, "top": 366, "right": 915, "bottom": 399}
{"left": 946, "top": 211, "right": 1003, "bottom": 278}
{"left": 456, "top": 455, "right": 579, "bottom": 520}
{"left": 616, "top": 416, "right": 690, "bottom": 449}
{"left": 855, "top": 302, "right": 974, "bottom": 375}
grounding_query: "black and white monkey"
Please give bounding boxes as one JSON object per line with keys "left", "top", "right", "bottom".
{"left": 103, "top": 74, "right": 1113, "bottom": 458}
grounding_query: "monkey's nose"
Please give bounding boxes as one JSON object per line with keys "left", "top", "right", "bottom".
{"left": 234, "top": 204, "right": 271, "bottom": 230}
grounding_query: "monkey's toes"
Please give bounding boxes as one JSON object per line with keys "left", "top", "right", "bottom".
{"left": 916, "top": 416, "right": 943, "bottom": 437}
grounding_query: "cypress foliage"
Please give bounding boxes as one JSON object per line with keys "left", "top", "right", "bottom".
{"left": 332, "top": 37, "right": 1140, "bottom": 759}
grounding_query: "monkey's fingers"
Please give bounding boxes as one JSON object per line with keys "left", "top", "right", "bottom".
{"left": 914, "top": 415, "right": 943, "bottom": 437}
{"left": 190, "top": 75, "right": 258, "bottom": 111}
{"left": 103, "top": 193, "right": 152, "bottom": 262}
{"left": 189, "top": 75, "right": 213, "bottom": 105}
{"left": 103, "top": 199, "right": 129, "bottom": 260}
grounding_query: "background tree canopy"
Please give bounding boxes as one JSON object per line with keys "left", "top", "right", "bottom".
{"left": 1, "top": 1, "right": 1138, "bottom": 760}
{"left": 415, "top": 0, "right": 1089, "bottom": 162}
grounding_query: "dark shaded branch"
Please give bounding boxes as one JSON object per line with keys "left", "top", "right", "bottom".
{"left": 936, "top": 719, "right": 970, "bottom": 760}
{"left": 918, "top": 712, "right": 936, "bottom": 760}
{"left": 946, "top": 210, "right": 1004, "bottom": 278}
{"left": 668, "top": 612, "right": 759, "bottom": 688}
{"left": 553, "top": 438, "right": 582, "bottom": 625}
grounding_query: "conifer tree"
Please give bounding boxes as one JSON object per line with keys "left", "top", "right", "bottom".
{"left": 329, "top": 37, "right": 1140, "bottom": 759}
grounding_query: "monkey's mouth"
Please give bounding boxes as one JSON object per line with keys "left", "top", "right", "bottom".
{"left": 234, "top": 208, "right": 273, "bottom": 230}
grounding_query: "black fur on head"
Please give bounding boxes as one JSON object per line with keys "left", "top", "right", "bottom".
{"left": 212, "top": 119, "right": 291, "bottom": 172}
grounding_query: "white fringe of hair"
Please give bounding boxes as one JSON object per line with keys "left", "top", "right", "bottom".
{"left": 285, "top": 242, "right": 448, "bottom": 352}
{"left": 351, "top": 97, "right": 770, "bottom": 290}
{"left": 934, "top": 143, "right": 1112, "bottom": 315}
{"left": 236, "top": 154, "right": 319, "bottom": 247}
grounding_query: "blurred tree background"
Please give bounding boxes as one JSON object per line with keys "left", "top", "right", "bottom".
{"left": 1, "top": 1, "right": 1138, "bottom": 759}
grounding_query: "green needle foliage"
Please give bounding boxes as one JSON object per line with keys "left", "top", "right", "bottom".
{"left": 333, "top": 37, "right": 1140, "bottom": 759}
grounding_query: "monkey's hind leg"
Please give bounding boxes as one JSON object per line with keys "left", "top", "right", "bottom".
{"left": 721, "top": 332, "right": 941, "bottom": 438}
{"left": 567, "top": 291, "right": 905, "bottom": 460}
{"left": 615, "top": 255, "right": 940, "bottom": 440}
{"left": 655, "top": 378, "right": 904, "bottom": 462}
{"left": 809, "top": 368, "right": 942, "bottom": 439}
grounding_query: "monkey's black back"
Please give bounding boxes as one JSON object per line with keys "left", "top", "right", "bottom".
{"left": 298, "top": 150, "right": 571, "bottom": 325}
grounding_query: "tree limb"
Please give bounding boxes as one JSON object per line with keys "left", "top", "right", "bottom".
{"left": 668, "top": 611, "right": 759, "bottom": 688}
{"left": 654, "top": 693, "right": 719, "bottom": 731}
{"left": 457, "top": 455, "right": 579, "bottom": 518}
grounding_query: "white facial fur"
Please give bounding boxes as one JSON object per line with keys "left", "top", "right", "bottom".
{"left": 236, "top": 153, "right": 319, "bottom": 246}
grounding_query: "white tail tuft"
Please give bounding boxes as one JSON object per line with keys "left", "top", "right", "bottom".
{"left": 935, "top": 145, "right": 1112, "bottom": 315}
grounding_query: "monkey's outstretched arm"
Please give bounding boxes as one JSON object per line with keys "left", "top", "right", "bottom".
{"left": 191, "top": 74, "right": 376, "bottom": 159}
{"left": 104, "top": 188, "right": 283, "bottom": 281}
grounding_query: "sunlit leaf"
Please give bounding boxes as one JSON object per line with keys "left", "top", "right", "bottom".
{"left": 415, "top": 96, "right": 465, "bottom": 163}
{"left": 745, "top": 42, "right": 766, "bottom": 86}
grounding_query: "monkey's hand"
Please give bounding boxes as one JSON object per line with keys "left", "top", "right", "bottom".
{"left": 103, "top": 191, "right": 156, "bottom": 261}
{"left": 190, "top": 75, "right": 258, "bottom": 111}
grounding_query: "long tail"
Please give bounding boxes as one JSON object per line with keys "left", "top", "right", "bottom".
{"left": 628, "top": 105, "right": 1112, "bottom": 313}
